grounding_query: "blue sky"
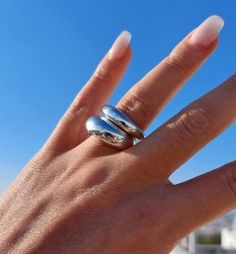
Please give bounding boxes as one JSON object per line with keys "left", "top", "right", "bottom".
{"left": 0, "top": 0, "right": 236, "bottom": 194}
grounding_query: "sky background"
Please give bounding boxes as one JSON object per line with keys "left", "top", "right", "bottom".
{"left": 0, "top": 0, "right": 236, "bottom": 197}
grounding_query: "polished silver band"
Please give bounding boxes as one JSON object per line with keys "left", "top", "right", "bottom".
{"left": 101, "top": 105, "right": 144, "bottom": 140}
{"left": 85, "top": 105, "right": 144, "bottom": 149}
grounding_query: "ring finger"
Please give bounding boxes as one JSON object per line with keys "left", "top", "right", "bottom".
{"left": 86, "top": 15, "right": 223, "bottom": 152}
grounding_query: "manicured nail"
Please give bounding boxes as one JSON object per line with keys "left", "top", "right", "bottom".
{"left": 190, "top": 15, "right": 224, "bottom": 46}
{"left": 108, "top": 31, "right": 131, "bottom": 59}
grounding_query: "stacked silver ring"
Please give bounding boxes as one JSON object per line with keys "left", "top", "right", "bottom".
{"left": 85, "top": 105, "right": 145, "bottom": 149}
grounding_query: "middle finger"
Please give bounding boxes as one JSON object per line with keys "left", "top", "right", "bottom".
{"left": 116, "top": 15, "right": 223, "bottom": 130}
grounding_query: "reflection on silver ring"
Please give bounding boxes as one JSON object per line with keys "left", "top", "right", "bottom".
{"left": 86, "top": 116, "right": 133, "bottom": 149}
{"left": 101, "top": 105, "right": 144, "bottom": 140}
{"left": 85, "top": 105, "right": 144, "bottom": 150}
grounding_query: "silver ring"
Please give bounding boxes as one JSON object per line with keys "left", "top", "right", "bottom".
{"left": 85, "top": 105, "right": 144, "bottom": 149}
{"left": 101, "top": 105, "right": 144, "bottom": 140}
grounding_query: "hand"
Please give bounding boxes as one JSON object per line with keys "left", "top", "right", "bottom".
{"left": 0, "top": 15, "right": 235, "bottom": 254}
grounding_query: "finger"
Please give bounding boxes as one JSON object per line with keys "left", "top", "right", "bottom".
{"left": 117, "top": 15, "right": 224, "bottom": 130}
{"left": 130, "top": 73, "right": 236, "bottom": 181}
{"left": 171, "top": 161, "right": 236, "bottom": 235}
{"left": 44, "top": 31, "right": 132, "bottom": 153}
{"left": 84, "top": 15, "right": 223, "bottom": 156}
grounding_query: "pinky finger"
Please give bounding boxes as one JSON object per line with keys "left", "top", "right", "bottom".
{"left": 44, "top": 31, "right": 132, "bottom": 154}
{"left": 172, "top": 161, "right": 236, "bottom": 235}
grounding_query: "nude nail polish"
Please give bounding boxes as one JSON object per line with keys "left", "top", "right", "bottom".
{"left": 108, "top": 31, "right": 131, "bottom": 59}
{"left": 190, "top": 15, "right": 224, "bottom": 46}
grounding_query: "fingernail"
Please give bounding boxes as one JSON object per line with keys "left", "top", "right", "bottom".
{"left": 189, "top": 15, "right": 224, "bottom": 46}
{"left": 108, "top": 31, "right": 131, "bottom": 59}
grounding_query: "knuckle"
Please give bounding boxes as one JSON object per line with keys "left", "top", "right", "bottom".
{"left": 68, "top": 96, "right": 89, "bottom": 118}
{"left": 223, "top": 161, "right": 236, "bottom": 202}
{"left": 92, "top": 60, "right": 112, "bottom": 83}
{"left": 164, "top": 48, "right": 192, "bottom": 72}
{"left": 167, "top": 108, "right": 214, "bottom": 144}
{"left": 119, "top": 90, "right": 154, "bottom": 124}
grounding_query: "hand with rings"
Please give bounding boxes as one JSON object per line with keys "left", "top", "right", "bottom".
{"left": 0, "top": 15, "right": 236, "bottom": 254}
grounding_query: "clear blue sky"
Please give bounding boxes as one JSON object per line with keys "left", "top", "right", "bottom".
{"left": 0, "top": 1, "right": 236, "bottom": 194}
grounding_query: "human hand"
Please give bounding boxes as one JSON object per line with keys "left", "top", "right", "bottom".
{"left": 0, "top": 15, "right": 235, "bottom": 254}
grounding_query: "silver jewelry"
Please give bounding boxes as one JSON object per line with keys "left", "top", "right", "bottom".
{"left": 85, "top": 105, "right": 144, "bottom": 149}
{"left": 101, "top": 105, "right": 144, "bottom": 140}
